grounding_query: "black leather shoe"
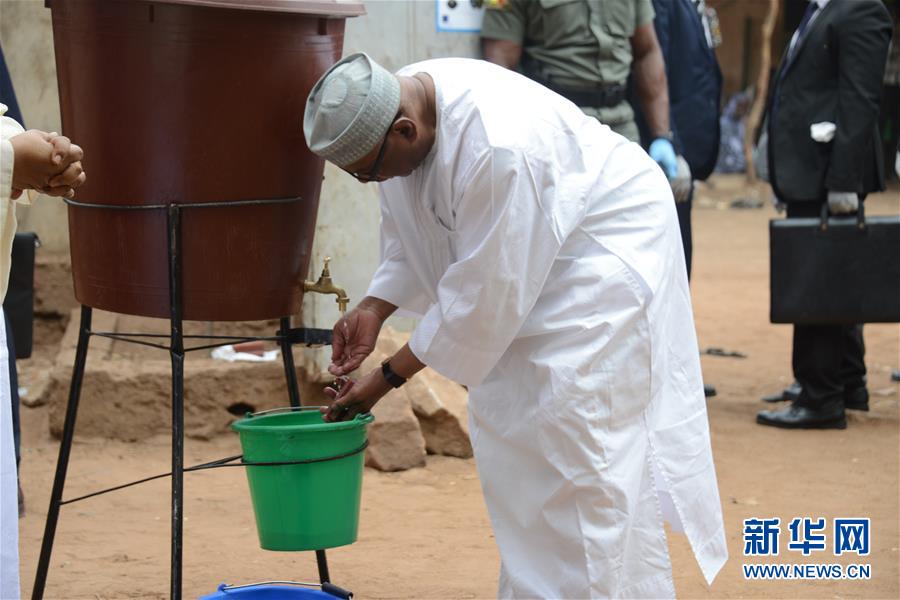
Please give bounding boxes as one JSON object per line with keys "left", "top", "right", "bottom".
{"left": 704, "top": 384, "right": 717, "bottom": 398}
{"left": 844, "top": 387, "right": 869, "bottom": 412}
{"left": 761, "top": 381, "right": 802, "bottom": 403}
{"left": 757, "top": 404, "right": 847, "bottom": 429}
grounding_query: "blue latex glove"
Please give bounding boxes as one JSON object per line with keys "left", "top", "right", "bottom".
{"left": 649, "top": 138, "right": 678, "bottom": 180}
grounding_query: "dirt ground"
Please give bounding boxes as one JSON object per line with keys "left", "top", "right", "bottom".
{"left": 13, "top": 176, "right": 900, "bottom": 599}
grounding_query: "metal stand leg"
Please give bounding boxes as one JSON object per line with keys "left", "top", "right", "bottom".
{"left": 32, "top": 305, "right": 93, "bottom": 600}
{"left": 167, "top": 206, "right": 185, "bottom": 600}
{"left": 315, "top": 550, "right": 331, "bottom": 584}
{"left": 278, "top": 319, "right": 332, "bottom": 584}
{"left": 279, "top": 316, "right": 301, "bottom": 409}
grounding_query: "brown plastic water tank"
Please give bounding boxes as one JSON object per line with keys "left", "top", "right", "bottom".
{"left": 50, "top": 0, "right": 364, "bottom": 320}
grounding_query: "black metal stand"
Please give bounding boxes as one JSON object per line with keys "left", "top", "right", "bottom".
{"left": 32, "top": 306, "right": 91, "bottom": 600}
{"left": 32, "top": 199, "right": 337, "bottom": 599}
{"left": 167, "top": 204, "right": 186, "bottom": 599}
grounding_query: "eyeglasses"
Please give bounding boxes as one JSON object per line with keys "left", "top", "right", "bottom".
{"left": 345, "top": 113, "right": 400, "bottom": 183}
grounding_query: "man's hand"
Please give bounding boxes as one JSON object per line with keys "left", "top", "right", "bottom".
{"left": 46, "top": 133, "right": 86, "bottom": 197}
{"left": 329, "top": 297, "right": 396, "bottom": 376}
{"left": 649, "top": 138, "right": 678, "bottom": 179}
{"left": 10, "top": 130, "right": 85, "bottom": 198}
{"left": 827, "top": 191, "right": 858, "bottom": 214}
{"left": 321, "top": 369, "right": 392, "bottom": 422}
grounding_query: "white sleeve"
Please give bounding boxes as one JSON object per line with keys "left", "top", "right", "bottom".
{"left": 2, "top": 111, "right": 28, "bottom": 298}
{"left": 407, "top": 147, "right": 574, "bottom": 387}
{"left": 365, "top": 195, "right": 431, "bottom": 316}
{"left": 1, "top": 138, "right": 13, "bottom": 204}
{"left": 1, "top": 113, "right": 34, "bottom": 205}
{"left": 1, "top": 114, "right": 25, "bottom": 203}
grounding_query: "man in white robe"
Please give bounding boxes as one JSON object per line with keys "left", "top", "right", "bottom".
{"left": 303, "top": 53, "right": 727, "bottom": 599}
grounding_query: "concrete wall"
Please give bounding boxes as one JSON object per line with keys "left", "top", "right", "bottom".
{"left": 302, "top": 1, "right": 482, "bottom": 367}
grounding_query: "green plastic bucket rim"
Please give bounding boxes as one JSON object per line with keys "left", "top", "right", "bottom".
{"left": 231, "top": 406, "right": 374, "bottom": 433}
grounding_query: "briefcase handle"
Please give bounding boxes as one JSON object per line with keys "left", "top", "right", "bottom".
{"left": 820, "top": 200, "right": 865, "bottom": 232}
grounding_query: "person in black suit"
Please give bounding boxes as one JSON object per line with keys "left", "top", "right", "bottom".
{"left": 757, "top": 0, "right": 892, "bottom": 429}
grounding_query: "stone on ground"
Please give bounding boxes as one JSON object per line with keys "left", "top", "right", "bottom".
{"left": 407, "top": 369, "right": 472, "bottom": 459}
{"left": 372, "top": 327, "right": 472, "bottom": 459}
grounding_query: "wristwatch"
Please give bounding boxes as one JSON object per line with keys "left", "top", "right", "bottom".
{"left": 381, "top": 359, "right": 407, "bottom": 388}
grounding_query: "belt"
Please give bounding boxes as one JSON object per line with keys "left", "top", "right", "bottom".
{"left": 528, "top": 74, "right": 626, "bottom": 109}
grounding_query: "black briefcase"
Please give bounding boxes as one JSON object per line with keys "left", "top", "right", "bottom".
{"left": 770, "top": 204, "right": 900, "bottom": 324}
{"left": 3, "top": 232, "right": 39, "bottom": 358}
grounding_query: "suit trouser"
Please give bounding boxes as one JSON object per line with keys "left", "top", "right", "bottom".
{"left": 675, "top": 187, "right": 693, "bottom": 279}
{"left": 786, "top": 202, "right": 867, "bottom": 411}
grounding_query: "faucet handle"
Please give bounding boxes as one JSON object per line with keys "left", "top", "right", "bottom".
{"left": 321, "top": 256, "right": 331, "bottom": 278}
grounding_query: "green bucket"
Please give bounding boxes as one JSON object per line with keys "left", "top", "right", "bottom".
{"left": 231, "top": 407, "right": 374, "bottom": 551}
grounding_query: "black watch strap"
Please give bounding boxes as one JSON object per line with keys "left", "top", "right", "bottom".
{"left": 381, "top": 360, "right": 407, "bottom": 388}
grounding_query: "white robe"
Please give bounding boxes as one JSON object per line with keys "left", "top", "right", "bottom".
{"left": 367, "top": 59, "right": 727, "bottom": 599}
{"left": 0, "top": 308, "right": 17, "bottom": 599}
{"left": 1, "top": 103, "right": 23, "bottom": 600}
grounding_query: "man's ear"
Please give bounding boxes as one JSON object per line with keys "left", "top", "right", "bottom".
{"left": 393, "top": 117, "right": 418, "bottom": 142}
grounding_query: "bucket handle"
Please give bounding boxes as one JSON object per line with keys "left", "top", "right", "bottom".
{"left": 246, "top": 405, "right": 324, "bottom": 417}
{"left": 245, "top": 405, "right": 373, "bottom": 424}
{"left": 237, "top": 440, "right": 369, "bottom": 467}
{"left": 217, "top": 580, "right": 353, "bottom": 598}
{"left": 59, "top": 440, "right": 369, "bottom": 506}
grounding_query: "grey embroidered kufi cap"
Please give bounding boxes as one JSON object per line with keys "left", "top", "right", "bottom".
{"left": 303, "top": 52, "right": 401, "bottom": 167}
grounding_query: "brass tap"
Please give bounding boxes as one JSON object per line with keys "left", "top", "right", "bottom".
{"left": 303, "top": 257, "right": 350, "bottom": 315}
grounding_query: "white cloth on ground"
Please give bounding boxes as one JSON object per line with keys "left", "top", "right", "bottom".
{"left": 366, "top": 58, "right": 727, "bottom": 599}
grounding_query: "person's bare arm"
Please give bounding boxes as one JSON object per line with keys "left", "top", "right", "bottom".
{"left": 389, "top": 343, "right": 426, "bottom": 380}
{"left": 630, "top": 22, "right": 670, "bottom": 137}
{"left": 482, "top": 38, "right": 523, "bottom": 70}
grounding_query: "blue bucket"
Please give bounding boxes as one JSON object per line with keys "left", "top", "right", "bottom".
{"left": 199, "top": 582, "right": 349, "bottom": 599}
